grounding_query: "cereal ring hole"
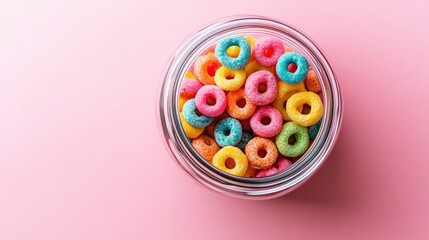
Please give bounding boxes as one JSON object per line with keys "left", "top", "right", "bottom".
{"left": 288, "top": 135, "right": 297, "bottom": 145}
{"left": 264, "top": 48, "right": 274, "bottom": 57}
{"left": 204, "top": 139, "right": 211, "bottom": 145}
{"left": 224, "top": 129, "right": 231, "bottom": 136}
{"left": 301, "top": 104, "right": 311, "bottom": 115}
{"left": 207, "top": 62, "right": 219, "bottom": 77}
{"left": 236, "top": 98, "right": 246, "bottom": 108}
{"left": 195, "top": 108, "right": 203, "bottom": 116}
{"left": 257, "top": 149, "right": 267, "bottom": 158}
{"left": 261, "top": 117, "right": 271, "bottom": 125}
{"left": 258, "top": 83, "right": 267, "bottom": 93}
{"left": 227, "top": 46, "right": 240, "bottom": 58}
{"left": 225, "top": 158, "right": 236, "bottom": 169}
{"left": 226, "top": 74, "right": 235, "bottom": 80}
{"left": 206, "top": 96, "right": 217, "bottom": 106}
{"left": 288, "top": 63, "right": 297, "bottom": 73}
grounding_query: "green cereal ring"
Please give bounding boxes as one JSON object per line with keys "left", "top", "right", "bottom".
{"left": 275, "top": 122, "right": 309, "bottom": 157}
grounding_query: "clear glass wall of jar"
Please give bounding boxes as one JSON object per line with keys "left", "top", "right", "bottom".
{"left": 159, "top": 16, "right": 343, "bottom": 200}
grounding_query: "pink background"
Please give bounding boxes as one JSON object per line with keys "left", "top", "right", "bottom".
{"left": 1, "top": 0, "right": 428, "bottom": 239}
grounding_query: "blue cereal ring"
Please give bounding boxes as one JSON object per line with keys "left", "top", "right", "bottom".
{"left": 276, "top": 52, "right": 309, "bottom": 84}
{"left": 183, "top": 99, "right": 213, "bottom": 128}
{"left": 214, "top": 117, "right": 242, "bottom": 147}
{"left": 235, "top": 132, "right": 252, "bottom": 150}
{"left": 215, "top": 36, "right": 251, "bottom": 70}
{"left": 308, "top": 119, "right": 322, "bottom": 140}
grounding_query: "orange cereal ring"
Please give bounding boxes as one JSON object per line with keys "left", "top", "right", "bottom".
{"left": 245, "top": 137, "right": 278, "bottom": 169}
{"left": 243, "top": 166, "right": 259, "bottom": 177}
{"left": 304, "top": 69, "right": 322, "bottom": 93}
{"left": 192, "top": 135, "right": 220, "bottom": 162}
{"left": 194, "top": 53, "right": 220, "bottom": 85}
{"left": 226, "top": 88, "right": 257, "bottom": 120}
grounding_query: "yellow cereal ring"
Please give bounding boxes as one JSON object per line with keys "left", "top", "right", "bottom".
{"left": 185, "top": 70, "right": 196, "bottom": 79}
{"left": 227, "top": 46, "right": 240, "bottom": 58}
{"left": 212, "top": 146, "right": 248, "bottom": 176}
{"left": 180, "top": 113, "right": 204, "bottom": 138}
{"left": 179, "top": 96, "right": 188, "bottom": 112}
{"left": 245, "top": 35, "right": 256, "bottom": 49}
{"left": 272, "top": 81, "right": 306, "bottom": 120}
{"left": 214, "top": 66, "right": 246, "bottom": 91}
{"left": 244, "top": 60, "right": 274, "bottom": 76}
{"left": 276, "top": 81, "right": 306, "bottom": 100}
{"left": 286, "top": 92, "right": 323, "bottom": 126}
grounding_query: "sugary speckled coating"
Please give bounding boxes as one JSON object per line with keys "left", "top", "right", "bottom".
{"left": 275, "top": 122, "right": 309, "bottom": 157}
{"left": 182, "top": 99, "right": 214, "bottom": 128}
{"left": 244, "top": 60, "right": 274, "bottom": 76}
{"left": 253, "top": 37, "right": 285, "bottom": 67}
{"left": 180, "top": 113, "right": 204, "bottom": 139}
{"left": 180, "top": 78, "right": 203, "bottom": 99}
{"left": 195, "top": 85, "right": 227, "bottom": 117}
{"left": 226, "top": 88, "right": 256, "bottom": 120}
{"left": 212, "top": 146, "right": 248, "bottom": 176}
{"left": 245, "top": 137, "right": 278, "bottom": 169}
{"left": 214, "top": 66, "right": 246, "bottom": 91}
{"left": 250, "top": 106, "right": 282, "bottom": 138}
{"left": 192, "top": 135, "right": 220, "bottom": 162}
{"left": 214, "top": 117, "right": 242, "bottom": 147}
{"left": 245, "top": 70, "right": 278, "bottom": 105}
{"left": 276, "top": 52, "right": 309, "bottom": 84}
{"left": 308, "top": 119, "right": 322, "bottom": 140}
{"left": 235, "top": 131, "right": 252, "bottom": 150}
{"left": 215, "top": 36, "right": 251, "bottom": 70}
{"left": 255, "top": 157, "right": 292, "bottom": 178}
{"left": 286, "top": 91, "right": 323, "bottom": 126}
{"left": 304, "top": 69, "right": 322, "bottom": 93}
{"left": 194, "top": 53, "right": 220, "bottom": 85}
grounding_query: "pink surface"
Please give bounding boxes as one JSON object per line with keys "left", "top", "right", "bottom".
{"left": 1, "top": 1, "right": 428, "bottom": 239}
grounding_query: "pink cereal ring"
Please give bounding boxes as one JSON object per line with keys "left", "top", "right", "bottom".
{"left": 180, "top": 78, "right": 203, "bottom": 98}
{"left": 195, "top": 85, "right": 227, "bottom": 117}
{"left": 256, "top": 157, "right": 292, "bottom": 178}
{"left": 250, "top": 106, "right": 282, "bottom": 138}
{"left": 253, "top": 37, "right": 285, "bottom": 67}
{"left": 244, "top": 70, "right": 278, "bottom": 105}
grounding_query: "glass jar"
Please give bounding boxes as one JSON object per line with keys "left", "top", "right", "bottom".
{"left": 158, "top": 16, "right": 343, "bottom": 200}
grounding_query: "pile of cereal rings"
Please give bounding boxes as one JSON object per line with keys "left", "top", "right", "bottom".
{"left": 179, "top": 35, "right": 323, "bottom": 178}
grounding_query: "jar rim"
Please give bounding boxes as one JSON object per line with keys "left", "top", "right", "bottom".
{"left": 159, "top": 15, "right": 343, "bottom": 199}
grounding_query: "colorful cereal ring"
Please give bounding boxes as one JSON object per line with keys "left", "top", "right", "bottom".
{"left": 180, "top": 78, "right": 203, "bottom": 98}
{"left": 253, "top": 37, "right": 285, "bottom": 67}
{"left": 245, "top": 137, "right": 278, "bottom": 169}
{"left": 308, "top": 119, "right": 322, "bottom": 140}
{"left": 192, "top": 135, "right": 220, "bottom": 162}
{"left": 214, "top": 117, "right": 242, "bottom": 147}
{"left": 272, "top": 81, "right": 306, "bottom": 121}
{"left": 304, "top": 69, "right": 322, "bottom": 93}
{"left": 194, "top": 53, "right": 220, "bottom": 85}
{"left": 244, "top": 60, "right": 274, "bottom": 76}
{"left": 244, "top": 70, "right": 278, "bottom": 105}
{"left": 182, "top": 99, "right": 214, "bottom": 128}
{"left": 286, "top": 91, "right": 323, "bottom": 126}
{"left": 256, "top": 157, "right": 292, "bottom": 178}
{"left": 195, "top": 85, "right": 227, "bottom": 117}
{"left": 226, "top": 88, "right": 256, "bottom": 120}
{"left": 179, "top": 96, "right": 188, "bottom": 112}
{"left": 214, "top": 66, "right": 246, "bottom": 91}
{"left": 212, "top": 146, "right": 248, "bottom": 176}
{"left": 235, "top": 131, "right": 252, "bottom": 150}
{"left": 215, "top": 36, "right": 251, "bottom": 70}
{"left": 250, "top": 106, "right": 283, "bottom": 138}
{"left": 180, "top": 113, "right": 204, "bottom": 139}
{"left": 276, "top": 52, "right": 309, "bottom": 84}
{"left": 275, "top": 122, "right": 309, "bottom": 157}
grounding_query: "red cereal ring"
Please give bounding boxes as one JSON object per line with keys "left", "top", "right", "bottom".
{"left": 304, "top": 69, "right": 322, "bottom": 93}
{"left": 226, "top": 88, "right": 257, "bottom": 120}
{"left": 245, "top": 137, "right": 278, "bottom": 169}
{"left": 192, "top": 135, "right": 220, "bottom": 162}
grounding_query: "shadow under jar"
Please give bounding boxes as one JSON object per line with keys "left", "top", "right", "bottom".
{"left": 159, "top": 16, "right": 343, "bottom": 200}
